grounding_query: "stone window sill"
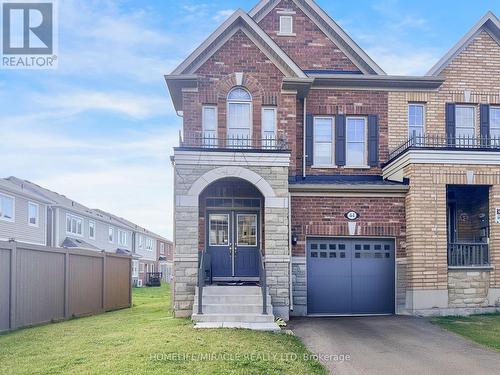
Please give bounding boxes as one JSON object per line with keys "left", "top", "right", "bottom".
{"left": 448, "top": 265, "right": 493, "bottom": 271}
{"left": 277, "top": 32, "right": 296, "bottom": 37}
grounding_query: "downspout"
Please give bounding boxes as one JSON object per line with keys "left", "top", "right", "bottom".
{"left": 302, "top": 97, "right": 307, "bottom": 179}
{"left": 288, "top": 192, "right": 293, "bottom": 312}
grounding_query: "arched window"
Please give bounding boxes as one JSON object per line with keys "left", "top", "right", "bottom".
{"left": 227, "top": 87, "right": 252, "bottom": 147}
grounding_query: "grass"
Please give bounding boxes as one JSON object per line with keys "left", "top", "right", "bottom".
{"left": 0, "top": 284, "right": 326, "bottom": 375}
{"left": 432, "top": 313, "right": 500, "bottom": 351}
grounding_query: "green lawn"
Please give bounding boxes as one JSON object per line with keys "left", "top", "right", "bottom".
{"left": 432, "top": 313, "right": 500, "bottom": 351}
{"left": 0, "top": 284, "right": 326, "bottom": 375}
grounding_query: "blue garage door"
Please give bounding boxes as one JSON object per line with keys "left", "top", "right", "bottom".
{"left": 307, "top": 238, "right": 395, "bottom": 315}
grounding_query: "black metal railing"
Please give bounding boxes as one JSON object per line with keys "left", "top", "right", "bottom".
{"left": 389, "top": 134, "right": 500, "bottom": 161}
{"left": 448, "top": 243, "right": 489, "bottom": 267}
{"left": 179, "top": 131, "right": 289, "bottom": 151}
{"left": 197, "top": 251, "right": 212, "bottom": 314}
{"left": 145, "top": 272, "right": 163, "bottom": 287}
{"left": 257, "top": 251, "right": 268, "bottom": 315}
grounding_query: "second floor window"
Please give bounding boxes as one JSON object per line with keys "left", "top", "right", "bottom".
{"left": 146, "top": 238, "right": 154, "bottom": 251}
{"left": 346, "top": 117, "right": 367, "bottom": 167}
{"left": 227, "top": 87, "right": 252, "bottom": 147}
{"left": 279, "top": 16, "right": 293, "bottom": 35}
{"left": 408, "top": 104, "right": 425, "bottom": 139}
{"left": 118, "top": 230, "right": 127, "bottom": 246}
{"left": 89, "top": 221, "right": 96, "bottom": 240}
{"left": 132, "top": 260, "right": 139, "bottom": 278}
{"left": 28, "top": 202, "right": 39, "bottom": 227}
{"left": 138, "top": 235, "right": 143, "bottom": 249}
{"left": 313, "top": 117, "right": 334, "bottom": 166}
{"left": 491, "top": 107, "right": 500, "bottom": 141}
{"left": 0, "top": 194, "right": 14, "bottom": 222}
{"left": 456, "top": 106, "right": 475, "bottom": 141}
{"left": 262, "top": 107, "right": 277, "bottom": 148}
{"left": 108, "top": 226, "right": 114, "bottom": 243}
{"left": 202, "top": 105, "right": 217, "bottom": 146}
{"left": 160, "top": 242, "right": 165, "bottom": 255}
{"left": 66, "top": 214, "right": 83, "bottom": 236}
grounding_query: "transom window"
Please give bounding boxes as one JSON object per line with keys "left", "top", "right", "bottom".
{"left": 456, "top": 106, "right": 475, "bottom": 140}
{"left": 28, "top": 202, "right": 39, "bottom": 227}
{"left": 408, "top": 104, "right": 425, "bottom": 139}
{"left": 279, "top": 16, "right": 293, "bottom": 35}
{"left": 66, "top": 214, "right": 83, "bottom": 236}
{"left": 346, "top": 117, "right": 367, "bottom": 167}
{"left": 202, "top": 105, "right": 217, "bottom": 147}
{"left": 491, "top": 107, "right": 500, "bottom": 141}
{"left": 227, "top": 87, "right": 252, "bottom": 147}
{"left": 313, "top": 117, "right": 334, "bottom": 166}
{"left": 0, "top": 193, "right": 14, "bottom": 222}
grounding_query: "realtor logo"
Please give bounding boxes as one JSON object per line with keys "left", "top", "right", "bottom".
{"left": 1, "top": 0, "right": 58, "bottom": 69}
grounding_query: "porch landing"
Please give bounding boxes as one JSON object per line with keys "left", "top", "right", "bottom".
{"left": 192, "top": 286, "right": 280, "bottom": 331}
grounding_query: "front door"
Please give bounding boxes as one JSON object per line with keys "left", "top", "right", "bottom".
{"left": 207, "top": 211, "right": 260, "bottom": 280}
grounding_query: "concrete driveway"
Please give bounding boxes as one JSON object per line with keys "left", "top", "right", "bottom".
{"left": 289, "top": 316, "right": 500, "bottom": 375}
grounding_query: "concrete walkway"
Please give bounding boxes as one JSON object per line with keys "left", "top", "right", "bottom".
{"left": 289, "top": 316, "right": 500, "bottom": 375}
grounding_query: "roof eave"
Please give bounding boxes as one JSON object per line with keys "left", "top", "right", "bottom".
{"left": 310, "top": 74, "right": 445, "bottom": 91}
{"left": 427, "top": 11, "right": 500, "bottom": 76}
{"left": 164, "top": 74, "right": 199, "bottom": 112}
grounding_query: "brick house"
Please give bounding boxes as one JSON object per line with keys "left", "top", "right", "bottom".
{"left": 166, "top": 0, "right": 500, "bottom": 326}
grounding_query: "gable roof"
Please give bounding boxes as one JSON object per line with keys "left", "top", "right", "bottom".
{"left": 249, "top": 0, "right": 386, "bottom": 75}
{"left": 171, "top": 9, "right": 306, "bottom": 78}
{"left": 427, "top": 11, "right": 500, "bottom": 76}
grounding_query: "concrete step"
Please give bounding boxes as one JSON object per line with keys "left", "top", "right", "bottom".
{"left": 192, "top": 303, "right": 273, "bottom": 314}
{"left": 194, "top": 294, "right": 271, "bottom": 305}
{"left": 194, "top": 322, "right": 280, "bottom": 331}
{"left": 200, "top": 286, "right": 263, "bottom": 296}
{"left": 192, "top": 313, "right": 275, "bottom": 323}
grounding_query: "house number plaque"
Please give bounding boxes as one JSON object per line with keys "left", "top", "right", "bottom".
{"left": 345, "top": 211, "right": 360, "bottom": 221}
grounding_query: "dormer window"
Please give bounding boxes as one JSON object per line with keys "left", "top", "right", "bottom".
{"left": 279, "top": 15, "right": 293, "bottom": 35}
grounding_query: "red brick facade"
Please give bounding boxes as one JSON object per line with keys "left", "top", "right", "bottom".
{"left": 291, "top": 196, "right": 407, "bottom": 258}
{"left": 258, "top": 0, "right": 361, "bottom": 72}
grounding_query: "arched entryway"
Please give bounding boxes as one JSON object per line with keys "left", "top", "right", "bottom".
{"left": 199, "top": 178, "right": 264, "bottom": 281}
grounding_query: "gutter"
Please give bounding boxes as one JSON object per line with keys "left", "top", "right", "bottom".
{"left": 288, "top": 192, "right": 293, "bottom": 312}
{"left": 302, "top": 97, "right": 307, "bottom": 179}
{"left": 289, "top": 184, "right": 409, "bottom": 193}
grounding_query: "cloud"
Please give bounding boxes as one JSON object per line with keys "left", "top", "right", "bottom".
{"left": 366, "top": 46, "right": 440, "bottom": 75}
{"left": 2, "top": 125, "right": 178, "bottom": 238}
{"left": 213, "top": 9, "right": 235, "bottom": 23}
{"left": 35, "top": 90, "right": 171, "bottom": 119}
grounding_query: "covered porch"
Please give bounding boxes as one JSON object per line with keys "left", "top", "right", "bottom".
{"left": 447, "top": 185, "right": 490, "bottom": 267}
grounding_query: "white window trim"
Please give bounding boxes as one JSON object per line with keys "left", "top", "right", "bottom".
{"left": 0, "top": 193, "right": 15, "bottom": 223}
{"left": 160, "top": 242, "right": 165, "bottom": 255}
{"left": 236, "top": 214, "right": 258, "bottom": 247}
{"left": 312, "top": 116, "right": 335, "bottom": 168}
{"left": 28, "top": 201, "right": 39, "bottom": 228}
{"left": 88, "top": 220, "right": 96, "bottom": 240}
{"left": 145, "top": 237, "right": 154, "bottom": 251}
{"left": 209, "top": 213, "right": 230, "bottom": 247}
{"left": 66, "top": 213, "right": 84, "bottom": 237}
{"left": 108, "top": 226, "right": 115, "bottom": 244}
{"left": 227, "top": 88, "right": 253, "bottom": 145}
{"left": 408, "top": 103, "right": 426, "bottom": 138}
{"left": 132, "top": 260, "right": 139, "bottom": 278}
{"left": 202, "top": 105, "right": 218, "bottom": 146}
{"left": 278, "top": 15, "right": 295, "bottom": 36}
{"left": 346, "top": 116, "right": 369, "bottom": 168}
{"left": 138, "top": 234, "right": 143, "bottom": 249}
{"left": 490, "top": 106, "right": 500, "bottom": 136}
{"left": 261, "top": 107, "right": 277, "bottom": 141}
{"left": 139, "top": 262, "right": 145, "bottom": 273}
{"left": 118, "top": 229, "right": 128, "bottom": 247}
{"left": 455, "top": 105, "right": 476, "bottom": 137}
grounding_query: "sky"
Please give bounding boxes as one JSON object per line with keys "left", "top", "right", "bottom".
{"left": 1, "top": 0, "right": 499, "bottom": 239}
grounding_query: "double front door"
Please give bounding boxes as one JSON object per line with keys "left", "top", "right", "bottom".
{"left": 207, "top": 211, "right": 260, "bottom": 280}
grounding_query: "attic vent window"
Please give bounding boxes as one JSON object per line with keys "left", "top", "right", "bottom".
{"left": 279, "top": 15, "right": 294, "bottom": 36}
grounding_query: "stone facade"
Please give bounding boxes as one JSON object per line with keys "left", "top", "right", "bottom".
{"left": 448, "top": 270, "right": 490, "bottom": 308}
{"left": 173, "top": 152, "right": 291, "bottom": 319}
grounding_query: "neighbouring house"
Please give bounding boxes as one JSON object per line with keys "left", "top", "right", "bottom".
{"left": 0, "top": 177, "right": 172, "bottom": 287}
{"left": 166, "top": 0, "right": 500, "bottom": 326}
{"left": 158, "top": 238, "right": 174, "bottom": 283}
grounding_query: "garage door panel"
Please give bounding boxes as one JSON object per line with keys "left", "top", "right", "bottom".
{"left": 307, "top": 238, "right": 395, "bottom": 315}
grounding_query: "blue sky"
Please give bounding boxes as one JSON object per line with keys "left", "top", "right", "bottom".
{"left": 1, "top": 0, "right": 499, "bottom": 238}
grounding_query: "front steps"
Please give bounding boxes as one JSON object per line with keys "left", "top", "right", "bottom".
{"left": 192, "top": 285, "right": 280, "bottom": 331}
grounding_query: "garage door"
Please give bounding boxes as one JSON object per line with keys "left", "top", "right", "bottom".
{"left": 307, "top": 238, "right": 395, "bottom": 315}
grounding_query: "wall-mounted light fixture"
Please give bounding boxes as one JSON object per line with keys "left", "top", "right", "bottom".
{"left": 291, "top": 231, "right": 298, "bottom": 246}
